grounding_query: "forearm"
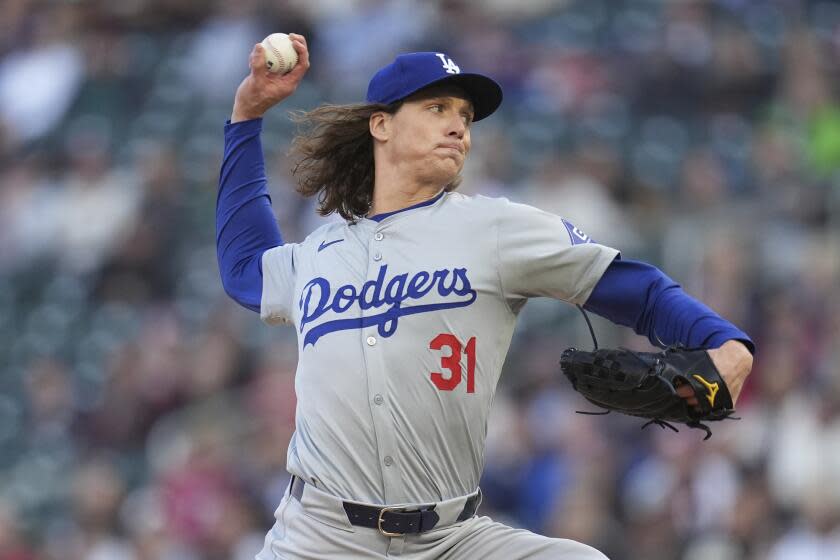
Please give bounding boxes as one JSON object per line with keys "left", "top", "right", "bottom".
{"left": 584, "top": 258, "right": 754, "bottom": 353}
{"left": 231, "top": 99, "right": 270, "bottom": 123}
{"left": 216, "top": 118, "right": 283, "bottom": 312}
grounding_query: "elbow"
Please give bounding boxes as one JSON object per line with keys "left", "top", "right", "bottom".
{"left": 218, "top": 254, "right": 263, "bottom": 312}
{"left": 219, "top": 265, "right": 242, "bottom": 302}
{"left": 220, "top": 273, "right": 242, "bottom": 302}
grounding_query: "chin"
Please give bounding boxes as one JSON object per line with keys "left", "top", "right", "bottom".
{"left": 412, "top": 152, "right": 461, "bottom": 183}
{"left": 433, "top": 161, "right": 463, "bottom": 183}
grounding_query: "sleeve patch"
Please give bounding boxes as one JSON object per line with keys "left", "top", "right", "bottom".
{"left": 562, "top": 219, "right": 594, "bottom": 245}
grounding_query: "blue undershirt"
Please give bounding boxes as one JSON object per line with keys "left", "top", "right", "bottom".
{"left": 584, "top": 258, "right": 753, "bottom": 352}
{"left": 217, "top": 119, "right": 753, "bottom": 352}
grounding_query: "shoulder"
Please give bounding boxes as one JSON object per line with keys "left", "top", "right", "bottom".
{"left": 443, "top": 192, "right": 559, "bottom": 221}
{"left": 445, "top": 193, "right": 602, "bottom": 247}
{"left": 441, "top": 192, "right": 540, "bottom": 214}
{"left": 263, "top": 221, "right": 346, "bottom": 261}
{"left": 297, "top": 220, "right": 346, "bottom": 246}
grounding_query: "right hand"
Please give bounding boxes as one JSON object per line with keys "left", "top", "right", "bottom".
{"left": 231, "top": 33, "right": 310, "bottom": 123}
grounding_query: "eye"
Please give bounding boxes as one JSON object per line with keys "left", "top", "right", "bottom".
{"left": 429, "top": 104, "right": 443, "bottom": 112}
{"left": 461, "top": 113, "right": 473, "bottom": 126}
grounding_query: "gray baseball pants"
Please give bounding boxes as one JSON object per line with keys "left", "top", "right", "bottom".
{"left": 255, "top": 480, "right": 608, "bottom": 559}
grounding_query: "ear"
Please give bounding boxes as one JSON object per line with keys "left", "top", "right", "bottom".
{"left": 369, "top": 111, "right": 391, "bottom": 142}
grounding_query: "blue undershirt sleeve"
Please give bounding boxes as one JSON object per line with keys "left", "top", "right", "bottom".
{"left": 584, "top": 258, "right": 754, "bottom": 353}
{"left": 216, "top": 118, "right": 284, "bottom": 313}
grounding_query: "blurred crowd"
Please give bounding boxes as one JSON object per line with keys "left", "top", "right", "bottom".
{"left": 1, "top": 0, "right": 839, "bottom": 559}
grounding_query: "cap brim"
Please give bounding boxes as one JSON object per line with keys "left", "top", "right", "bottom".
{"left": 412, "top": 73, "right": 503, "bottom": 122}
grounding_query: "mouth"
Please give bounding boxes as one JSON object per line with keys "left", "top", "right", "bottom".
{"left": 437, "top": 144, "right": 464, "bottom": 154}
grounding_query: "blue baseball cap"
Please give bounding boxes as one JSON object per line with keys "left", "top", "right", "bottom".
{"left": 366, "top": 52, "right": 503, "bottom": 121}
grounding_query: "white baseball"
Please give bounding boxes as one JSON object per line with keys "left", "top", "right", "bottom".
{"left": 261, "top": 33, "right": 298, "bottom": 74}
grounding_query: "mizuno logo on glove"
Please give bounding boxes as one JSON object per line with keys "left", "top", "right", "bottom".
{"left": 692, "top": 374, "right": 719, "bottom": 407}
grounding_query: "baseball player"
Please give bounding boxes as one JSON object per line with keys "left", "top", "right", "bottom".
{"left": 217, "top": 35, "right": 754, "bottom": 559}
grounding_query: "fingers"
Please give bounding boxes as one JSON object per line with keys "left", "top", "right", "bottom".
{"left": 289, "top": 32, "right": 307, "bottom": 51}
{"left": 287, "top": 33, "right": 311, "bottom": 76}
{"left": 249, "top": 43, "right": 266, "bottom": 75}
{"left": 676, "top": 384, "right": 699, "bottom": 407}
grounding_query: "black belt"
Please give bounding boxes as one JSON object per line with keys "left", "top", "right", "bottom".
{"left": 290, "top": 476, "right": 480, "bottom": 537}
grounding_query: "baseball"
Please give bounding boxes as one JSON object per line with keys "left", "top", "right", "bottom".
{"left": 261, "top": 33, "right": 298, "bottom": 74}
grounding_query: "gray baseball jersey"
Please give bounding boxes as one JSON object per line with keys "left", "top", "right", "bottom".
{"left": 261, "top": 191, "right": 619, "bottom": 505}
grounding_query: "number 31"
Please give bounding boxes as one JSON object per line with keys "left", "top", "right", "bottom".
{"left": 429, "top": 334, "right": 476, "bottom": 393}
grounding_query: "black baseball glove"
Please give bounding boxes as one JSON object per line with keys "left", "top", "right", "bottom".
{"left": 559, "top": 346, "right": 736, "bottom": 439}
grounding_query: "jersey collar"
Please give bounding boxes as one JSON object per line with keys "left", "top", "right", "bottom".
{"left": 366, "top": 190, "right": 446, "bottom": 223}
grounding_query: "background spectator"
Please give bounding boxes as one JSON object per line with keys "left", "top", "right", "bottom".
{"left": 1, "top": 1, "right": 838, "bottom": 558}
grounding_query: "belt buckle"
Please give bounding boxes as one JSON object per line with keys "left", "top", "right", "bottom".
{"left": 377, "top": 506, "right": 405, "bottom": 537}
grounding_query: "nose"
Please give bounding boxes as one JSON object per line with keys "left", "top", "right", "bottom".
{"left": 447, "top": 115, "right": 465, "bottom": 139}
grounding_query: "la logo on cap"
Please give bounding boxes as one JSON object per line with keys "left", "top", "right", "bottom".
{"left": 435, "top": 53, "right": 460, "bottom": 74}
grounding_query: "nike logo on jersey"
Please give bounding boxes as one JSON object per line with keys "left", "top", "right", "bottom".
{"left": 298, "top": 264, "right": 476, "bottom": 347}
{"left": 318, "top": 239, "right": 344, "bottom": 252}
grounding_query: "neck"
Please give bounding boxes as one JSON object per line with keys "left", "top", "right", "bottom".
{"left": 368, "top": 165, "right": 446, "bottom": 217}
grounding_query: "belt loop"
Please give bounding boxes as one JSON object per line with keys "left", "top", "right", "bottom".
{"left": 456, "top": 488, "right": 481, "bottom": 521}
{"left": 290, "top": 476, "right": 305, "bottom": 502}
{"left": 387, "top": 535, "right": 406, "bottom": 555}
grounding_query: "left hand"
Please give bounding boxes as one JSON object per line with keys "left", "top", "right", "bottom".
{"left": 676, "top": 339, "right": 753, "bottom": 407}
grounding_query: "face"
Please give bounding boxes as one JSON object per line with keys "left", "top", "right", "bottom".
{"left": 370, "top": 84, "right": 475, "bottom": 187}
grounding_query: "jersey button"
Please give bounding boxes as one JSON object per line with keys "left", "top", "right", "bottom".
{"left": 373, "top": 394, "right": 384, "bottom": 405}
{"left": 374, "top": 232, "right": 384, "bottom": 241}
{"left": 384, "top": 456, "right": 393, "bottom": 467}
{"left": 366, "top": 336, "right": 376, "bottom": 346}
{"left": 373, "top": 252, "right": 382, "bottom": 261}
